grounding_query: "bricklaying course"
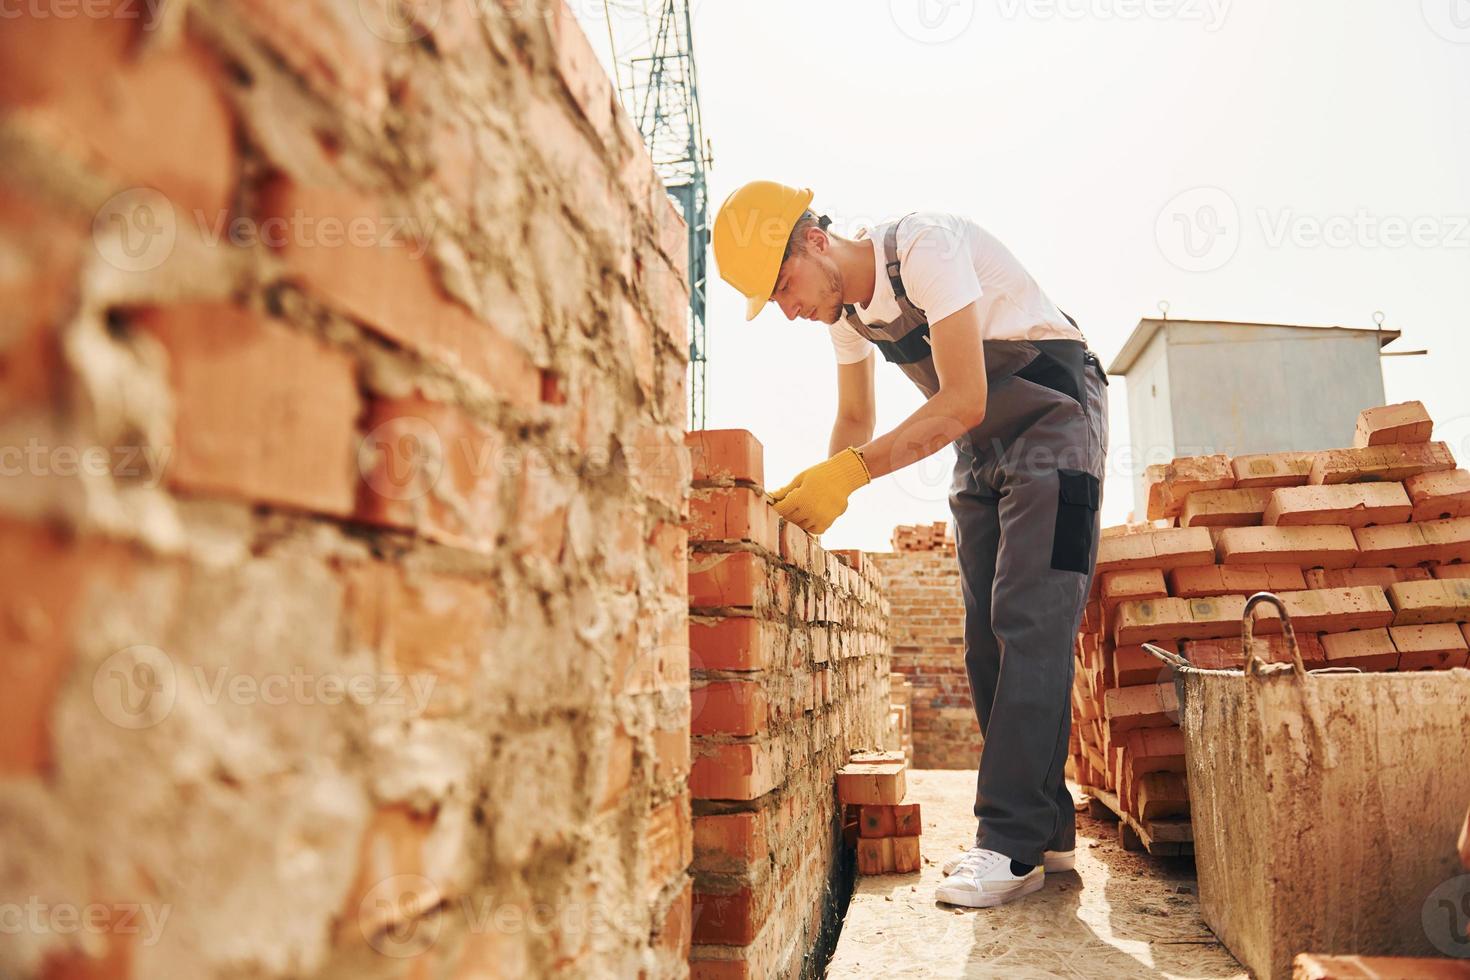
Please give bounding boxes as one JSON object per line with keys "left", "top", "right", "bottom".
{"left": 3, "top": 4, "right": 1470, "bottom": 980}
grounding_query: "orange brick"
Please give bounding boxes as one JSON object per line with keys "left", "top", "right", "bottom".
{"left": 688, "top": 551, "right": 764, "bottom": 608}
{"left": 0, "top": 522, "right": 132, "bottom": 776}
{"left": 1113, "top": 642, "right": 1173, "bottom": 686}
{"left": 1263, "top": 483, "right": 1412, "bottom": 527}
{"left": 341, "top": 562, "right": 493, "bottom": 717}
{"left": 654, "top": 723, "right": 691, "bottom": 785}
{"left": 1386, "top": 579, "right": 1470, "bottom": 625}
{"left": 689, "top": 741, "right": 781, "bottom": 801}
{"left": 691, "top": 680, "right": 768, "bottom": 737}
{"left": 1353, "top": 401, "right": 1433, "bottom": 447}
{"left": 859, "top": 805, "right": 896, "bottom": 838}
{"left": 893, "top": 804, "right": 922, "bottom": 837}
{"left": 645, "top": 792, "right": 693, "bottom": 901}
{"left": 1103, "top": 682, "right": 1179, "bottom": 732}
{"left": 598, "top": 727, "right": 634, "bottom": 813}
{"left": 0, "top": 2, "right": 137, "bottom": 109}
{"left": 1113, "top": 595, "right": 1246, "bottom": 643}
{"left": 892, "top": 836, "right": 922, "bottom": 873}
{"left": 654, "top": 879, "right": 693, "bottom": 963}
{"left": 1305, "top": 567, "right": 1433, "bottom": 589}
{"left": 1101, "top": 568, "right": 1167, "bottom": 610}
{"left": 355, "top": 394, "right": 504, "bottom": 553}
{"left": 0, "top": 186, "right": 81, "bottom": 416}
{"left": 136, "top": 303, "right": 360, "bottom": 517}
{"left": 836, "top": 760, "right": 906, "bottom": 805}
{"left": 1095, "top": 526, "right": 1215, "bottom": 573}
{"left": 1247, "top": 586, "right": 1394, "bottom": 634}
{"left": 693, "top": 812, "right": 768, "bottom": 873}
{"left": 1355, "top": 517, "right": 1470, "bottom": 567}
{"left": 777, "top": 518, "right": 812, "bottom": 566}
{"left": 1180, "top": 488, "right": 1272, "bottom": 527}
{"left": 1231, "top": 451, "right": 1315, "bottom": 488}
{"left": 687, "top": 486, "right": 778, "bottom": 550}
{"left": 261, "top": 178, "right": 540, "bottom": 405}
{"left": 691, "top": 885, "right": 757, "bottom": 945}
{"left": 1308, "top": 442, "right": 1455, "bottom": 485}
{"left": 686, "top": 429, "right": 764, "bottom": 486}
{"left": 1122, "top": 726, "right": 1186, "bottom": 767}
{"left": 340, "top": 805, "right": 437, "bottom": 943}
{"left": 1169, "top": 563, "right": 1307, "bottom": 598}
{"left": 856, "top": 836, "right": 895, "bottom": 875}
{"left": 1134, "top": 772, "right": 1189, "bottom": 819}
{"left": 9, "top": 36, "right": 235, "bottom": 215}
{"left": 1405, "top": 469, "right": 1470, "bottom": 522}
{"left": 1436, "top": 565, "right": 1470, "bottom": 581}
{"left": 1321, "top": 629, "right": 1399, "bottom": 671}
{"left": 689, "top": 617, "right": 769, "bottom": 671}
{"left": 1215, "top": 525, "right": 1358, "bottom": 568}
{"left": 1145, "top": 454, "right": 1234, "bottom": 519}
{"left": 1389, "top": 623, "right": 1470, "bottom": 671}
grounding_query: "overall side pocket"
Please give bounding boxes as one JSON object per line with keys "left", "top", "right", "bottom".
{"left": 1051, "top": 469, "right": 1100, "bottom": 574}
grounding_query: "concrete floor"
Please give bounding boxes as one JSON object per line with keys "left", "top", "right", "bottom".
{"left": 825, "top": 770, "right": 1246, "bottom": 980}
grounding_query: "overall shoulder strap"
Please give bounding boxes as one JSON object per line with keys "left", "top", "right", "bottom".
{"left": 884, "top": 214, "right": 924, "bottom": 316}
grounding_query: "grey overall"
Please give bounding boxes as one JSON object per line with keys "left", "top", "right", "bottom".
{"left": 843, "top": 217, "right": 1110, "bottom": 865}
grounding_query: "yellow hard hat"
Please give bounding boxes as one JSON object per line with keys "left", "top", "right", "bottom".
{"left": 712, "top": 180, "right": 815, "bottom": 321}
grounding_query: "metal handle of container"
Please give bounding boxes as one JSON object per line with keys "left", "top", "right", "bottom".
{"left": 1141, "top": 642, "right": 1191, "bottom": 671}
{"left": 1241, "top": 591, "right": 1306, "bottom": 679}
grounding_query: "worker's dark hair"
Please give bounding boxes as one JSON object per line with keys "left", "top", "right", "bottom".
{"left": 782, "top": 210, "right": 833, "bottom": 262}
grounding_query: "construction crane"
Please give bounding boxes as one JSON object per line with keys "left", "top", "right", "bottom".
{"left": 592, "top": 0, "right": 713, "bottom": 429}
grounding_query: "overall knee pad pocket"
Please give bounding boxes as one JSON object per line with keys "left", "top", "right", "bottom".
{"left": 1051, "top": 469, "right": 1100, "bottom": 573}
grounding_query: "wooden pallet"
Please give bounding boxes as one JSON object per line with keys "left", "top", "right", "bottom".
{"left": 1082, "top": 784, "right": 1194, "bottom": 857}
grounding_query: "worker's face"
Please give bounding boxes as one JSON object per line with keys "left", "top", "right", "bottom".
{"left": 769, "top": 232, "right": 843, "bottom": 324}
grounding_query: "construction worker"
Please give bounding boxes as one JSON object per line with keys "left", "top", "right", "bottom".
{"left": 711, "top": 180, "right": 1109, "bottom": 909}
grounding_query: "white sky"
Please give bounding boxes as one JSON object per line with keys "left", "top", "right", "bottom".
{"left": 581, "top": 0, "right": 1470, "bottom": 552}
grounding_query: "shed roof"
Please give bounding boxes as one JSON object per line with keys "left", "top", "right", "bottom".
{"left": 1106, "top": 318, "right": 1402, "bottom": 375}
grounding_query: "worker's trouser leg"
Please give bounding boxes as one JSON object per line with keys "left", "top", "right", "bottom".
{"left": 949, "top": 348, "right": 1108, "bottom": 866}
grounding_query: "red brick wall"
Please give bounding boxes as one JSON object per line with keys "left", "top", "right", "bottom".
{"left": 685, "top": 431, "right": 891, "bottom": 980}
{"left": 0, "top": 3, "right": 692, "bottom": 978}
{"left": 870, "top": 542, "right": 983, "bottom": 770}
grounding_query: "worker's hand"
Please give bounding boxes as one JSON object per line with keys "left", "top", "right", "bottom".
{"left": 768, "top": 447, "right": 871, "bottom": 535}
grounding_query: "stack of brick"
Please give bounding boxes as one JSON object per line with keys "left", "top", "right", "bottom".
{"left": 891, "top": 521, "right": 955, "bottom": 552}
{"left": 685, "top": 430, "right": 892, "bottom": 980}
{"left": 872, "top": 538, "right": 980, "bottom": 770}
{"left": 0, "top": 4, "right": 696, "bottom": 978}
{"left": 837, "top": 753, "right": 922, "bottom": 875}
{"left": 1071, "top": 401, "right": 1470, "bottom": 841}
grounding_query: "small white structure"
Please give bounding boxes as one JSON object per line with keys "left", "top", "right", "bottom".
{"left": 1108, "top": 318, "right": 1399, "bottom": 518}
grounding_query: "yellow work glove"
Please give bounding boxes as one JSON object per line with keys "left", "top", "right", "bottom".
{"left": 768, "top": 447, "right": 871, "bottom": 535}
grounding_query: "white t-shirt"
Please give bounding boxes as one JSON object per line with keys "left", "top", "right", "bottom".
{"left": 828, "top": 212, "right": 1082, "bottom": 365}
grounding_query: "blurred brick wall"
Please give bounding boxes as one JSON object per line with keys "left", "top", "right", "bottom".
{"left": 684, "top": 431, "right": 891, "bottom": 980}
{"left": 871, "top": 545, "right": 983, "bottom": 770}
{"left": 0, "top": 2, "right": 693, "bottom": 977}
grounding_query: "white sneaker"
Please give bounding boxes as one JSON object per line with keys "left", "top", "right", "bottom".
{"left": 942, "top": 847, "right": 1074, "bottom": 876}
{"left": 934, "top": 848, "right": 1045, "bottom": 908}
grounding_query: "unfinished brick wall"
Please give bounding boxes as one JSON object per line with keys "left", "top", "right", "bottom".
{"left": 0, "top": 3, "right": 694, "bottom": 978}
{"left": 870, "top": 524, "right": 982, "bottom": 770}
{"left": 684, "top": 431, "right": 891, "bottom": 980}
